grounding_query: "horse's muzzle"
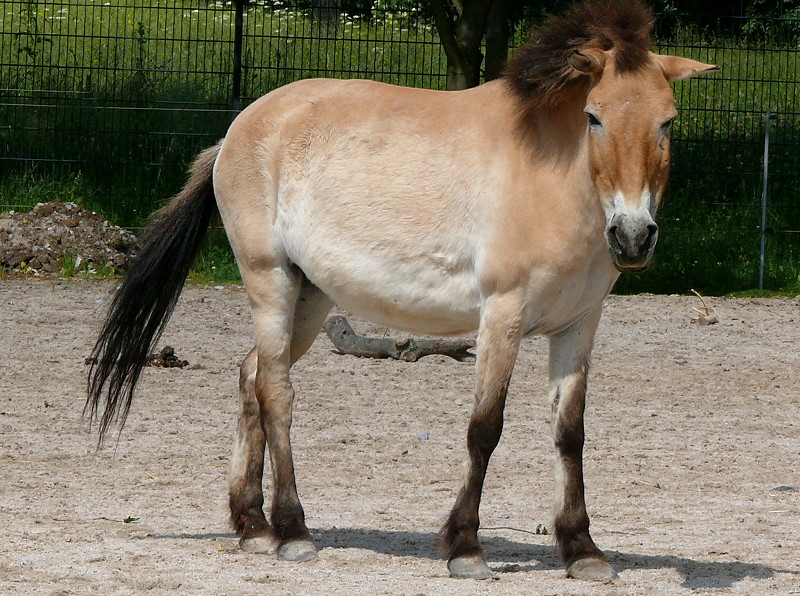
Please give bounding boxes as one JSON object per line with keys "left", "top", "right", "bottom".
{"left": 605, "top": 213, "right": 658, "bottom": 272}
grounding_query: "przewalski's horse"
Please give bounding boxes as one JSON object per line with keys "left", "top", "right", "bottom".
{"left": 86, "top": 0, "right": 717, "bottom": 581}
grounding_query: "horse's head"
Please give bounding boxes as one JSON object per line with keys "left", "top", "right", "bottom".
{"left": 570, "top": 49, "right": 718, "bottom": 272}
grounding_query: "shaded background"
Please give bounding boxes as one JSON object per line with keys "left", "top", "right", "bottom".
{"left": 1, "top": 0, "right": 798, "bottom": 293}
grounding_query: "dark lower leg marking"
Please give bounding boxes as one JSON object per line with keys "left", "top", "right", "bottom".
{"left": 271, "top": 484, "right": 317, "bottom": 561}
{"left": 443, "top": 390, "right": 507, "bottom": 562}
{"left": 230, "top": 494, "right": 271, "bottom": 540}
{"left": 553, "top": 456, "right": 605, "bottom": 566}
{"left": 553, "top": 368, "right": 605, "bottom": 566}
{"left": 441, "top": 489, "right": 483, "bottom": 561}
{"left": 271, "top": 493, "right": 312, "bottom": 543}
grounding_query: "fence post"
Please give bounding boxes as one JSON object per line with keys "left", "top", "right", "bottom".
{"left": 232, "top": 0, "right": 245, "bottom": 114}
{"left": 759, "top": 108, "right": 772, "bottom": 290}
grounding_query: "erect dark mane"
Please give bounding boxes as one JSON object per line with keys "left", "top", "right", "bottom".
{"left": 504, "top": 0, "right": 654, "bottom": 104}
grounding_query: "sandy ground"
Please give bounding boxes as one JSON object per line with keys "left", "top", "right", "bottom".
{"left": 1, "top": 279, "right": 799, "bottom": 595}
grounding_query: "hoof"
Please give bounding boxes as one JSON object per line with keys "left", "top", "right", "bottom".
{"left": 448, "top": 555, "right": 496, "bottom": 579}
{"left": 278, "top": 539, "right": 318, "bottom": 562}
{"left": 566, "top": 557, "right": 617, "bottom": 581}
{"left": 239, "top": 534, "right": 278, "bottom": 554}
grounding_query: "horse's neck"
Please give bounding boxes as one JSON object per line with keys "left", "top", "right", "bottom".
{"left": 520, "top": 96, "right": 601, "bottom": 216}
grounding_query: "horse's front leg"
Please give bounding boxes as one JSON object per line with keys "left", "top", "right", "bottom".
{"left": 442, "top": 294, "right": 524, "bottom": 579}
{"left": 549, "top": 305, "right": 616, "bottom": 580}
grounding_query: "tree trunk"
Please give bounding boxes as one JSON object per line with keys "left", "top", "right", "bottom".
{"left": 430, "top": 0, "right": 497, "bottom": 91}
{"left": 312, "top": 0, "right": 341, "bottom": 37}
{"left": 484, "top": 0, "right": 510, "bottom": 81}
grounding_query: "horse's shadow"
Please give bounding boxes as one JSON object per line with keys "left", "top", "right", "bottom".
{"left": 313, "top": 527, "right": 796, "bottom": 590}
{"left": 149, "top": 527, "right": 797, "bottom": 590}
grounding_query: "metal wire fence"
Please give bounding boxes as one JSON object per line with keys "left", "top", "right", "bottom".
{"left": 0, "top": 0, "right": 447, "bottom": 223}
{"left": 646, "top": 14, "right": 800, "bottom": 293}
{"left": 1, "top": 1, "right": 798, "bottom": 292}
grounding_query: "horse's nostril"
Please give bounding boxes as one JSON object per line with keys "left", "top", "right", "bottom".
{"left": 640, "top": 223, "right": 658, "bottom": 253}
{"left": 606, "top": 225, "right": 622, "bottom": 253}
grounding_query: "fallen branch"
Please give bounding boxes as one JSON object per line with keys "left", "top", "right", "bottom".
{"left": 323, "top": 316, "right": 475, "bottom": 362}
{"left": 689, "top": 289, "right": 719, "bottom": 325}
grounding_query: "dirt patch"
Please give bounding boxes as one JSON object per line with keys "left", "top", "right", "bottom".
{"left": 0, "top": 202, "right": 136, "bottom": 275}
{"left": 1, "top": 280, "right": 799, "bottom": 595}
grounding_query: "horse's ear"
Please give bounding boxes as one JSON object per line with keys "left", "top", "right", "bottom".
{"left": 569, "top": 49, "right": 608, "bottom": 75}
{"left": 651, "top": 53, "right": 719, "bottom": 82}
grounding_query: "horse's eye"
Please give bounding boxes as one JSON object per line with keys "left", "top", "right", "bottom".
{"left": 586, "top": 112, "right": 602, "bottom": 128}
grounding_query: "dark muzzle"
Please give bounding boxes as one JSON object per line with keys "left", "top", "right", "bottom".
{"left": 605, "top": 213, "right": 659, "bottom": 272}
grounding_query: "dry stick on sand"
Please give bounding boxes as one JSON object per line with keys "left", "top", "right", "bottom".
{"left": 689, "top": 288, "right": 719, "bottom": 325}
{"left": 323, "top": 315, "right": 476, "bottom": 362}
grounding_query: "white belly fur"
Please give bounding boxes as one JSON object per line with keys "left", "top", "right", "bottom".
{"left": 277, "top": 208, "right": 481, "bottom": 336}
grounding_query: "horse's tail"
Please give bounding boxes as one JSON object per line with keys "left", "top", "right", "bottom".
{"left": 86, "top": 140, "right": 222, "bottom": 443}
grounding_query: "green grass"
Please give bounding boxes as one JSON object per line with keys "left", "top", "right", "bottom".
{"left": 57, "top": 253, "right": 118, "bottom": 278}
{"left": 187, "top": 230, "right": 242, "bottom": 284}
{"left": 725, "top": 288, "right": 800, "bottom": 297}
{"left": 0, "top": 169, "right": 95, "bottom": 212}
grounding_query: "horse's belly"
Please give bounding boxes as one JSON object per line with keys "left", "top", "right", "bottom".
{"left": 328, "top": 271, "right": 480, "bottom": 336}
{"left": 280, "top": 223, "right": 481, "bottom": 336}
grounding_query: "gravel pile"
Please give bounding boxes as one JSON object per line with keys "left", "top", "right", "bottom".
{"left": 0, "top": 201, "right": 137, "bottom": 275}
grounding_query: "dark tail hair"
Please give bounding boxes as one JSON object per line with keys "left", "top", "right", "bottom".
{"left": 86, "top": 141, "right": 222, "bottom": 442}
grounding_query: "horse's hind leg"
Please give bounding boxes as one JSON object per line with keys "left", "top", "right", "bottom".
{"left": 228, "top": 275, "right": 332, "bottom": 558}
{"left": 549, "top": 305, "right": 616, "bottom": 580}
{"left": 229, "top": 347, "right": 275, "bottom": 553}
{"left": 287, "top": 277, "right": 335, "bottom": 365}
